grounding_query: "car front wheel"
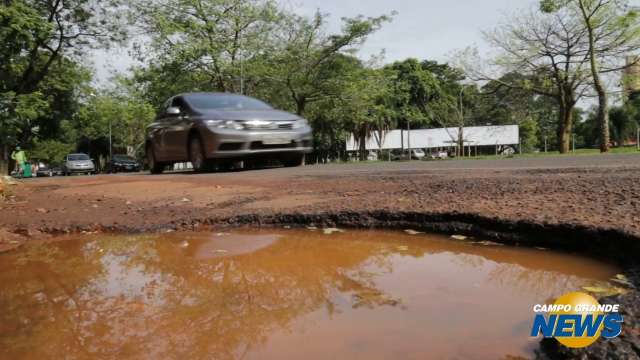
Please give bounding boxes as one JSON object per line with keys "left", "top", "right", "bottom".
{"left": 189, "top": 136, "right": 210, "bottom": 172}
{"left": 147, "top": 144, "right": 164, "bottom": 174}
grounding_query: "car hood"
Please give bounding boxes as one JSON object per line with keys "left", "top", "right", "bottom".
{"left": 195, "top": 109, "right": 300, "bottom": 122}
{"left": 114, "top": 160, "right": 138, "bottom": 164}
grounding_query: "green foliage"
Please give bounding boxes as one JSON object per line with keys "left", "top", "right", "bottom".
{"left": 30, "top": 140, "right": 74, "bottom": 164}
{"left": 0, "top": 0, "right": 124, "bottom": 153}
{"left": 65, "top": 89, "right": 156, "bottom": 157}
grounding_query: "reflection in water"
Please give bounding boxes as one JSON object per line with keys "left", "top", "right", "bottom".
{"left": 0, "top": 230, "right": 619, "bottom": 360}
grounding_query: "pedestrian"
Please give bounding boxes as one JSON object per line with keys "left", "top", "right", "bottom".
{"left": 10, "top": 146, "right": 28, "bottom": 178}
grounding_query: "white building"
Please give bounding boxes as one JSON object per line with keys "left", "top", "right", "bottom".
{"left": 346, "top": 125, "right": 519, "bottom": 152}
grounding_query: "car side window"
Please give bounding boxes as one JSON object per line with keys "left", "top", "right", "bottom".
{"left": 171, "top": 97, "right": 187, "bottom": 112}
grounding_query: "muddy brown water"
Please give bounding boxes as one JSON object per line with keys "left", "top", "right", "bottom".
{"left": 0, "top": 229, "right": 620, "bottom": 360}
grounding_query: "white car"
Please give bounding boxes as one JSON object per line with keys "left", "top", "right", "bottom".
{"left": 411, "top": 149, "right": 426, "bottom": 160}
{"left": 62, "top": 153, "right": 96, "bottom": 175}
{"left": 430, "top": 151, "right": 448, "bottom": 160}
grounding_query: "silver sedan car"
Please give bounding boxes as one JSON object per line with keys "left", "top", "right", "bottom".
{"left": 145, "top": 93, "right": 313, "bottom": 174}
{"left": 62, "top": 153, "right": 96, "bottom": 175}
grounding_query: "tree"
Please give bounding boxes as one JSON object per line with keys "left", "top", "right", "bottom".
{"left": 132, "top": 0, "right": 282, "bottom": 95}
{"left": 341, "top": 67, "right": 396, "bottom": 160}
{"left": 387, "top": 58, "right": 477, "bottom": 156}
{"left": 541, "top": 0, "right": 640, "bottom": 152}
{"left": 261, "top": 11, "right": 392, "bottom": 115}
{"left": 0, "top": 0, "right": 125, "bottom": 163}
{"left": 63, "top": 88, "right": 156, "bottom": 164}
{"left": 467, "top": 8, "right": 592, "bottom": 153}
{"left": 475, "top": 73, "right": 558, "bottom": 151}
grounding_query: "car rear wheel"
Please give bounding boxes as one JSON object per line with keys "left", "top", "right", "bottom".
{"left": 282, "top": 154, "right": 305, "bottom": 167}
{"left": 147, "top": 144, "right": 164, "bottom": 174}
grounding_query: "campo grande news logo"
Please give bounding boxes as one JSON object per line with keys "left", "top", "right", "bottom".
{"left": 530, "top": 292, "right": 623, "bottom": 348}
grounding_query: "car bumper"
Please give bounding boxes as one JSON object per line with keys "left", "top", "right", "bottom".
{"left": 68, "top": 167, "right": 95, "bottom": 172}
{"left": 202, "top": 127, "right": 313, "bottom": 159}
{"left": 113, "top": 165, "right": 140, "bottom": 172}
{"left": 36, "top": 170, "right": 52, "bottom": 177}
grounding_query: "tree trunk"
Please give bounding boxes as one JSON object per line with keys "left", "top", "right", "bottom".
{"left": 457, "top": 126, "right": 464, "bottom": 157}
{"left": 557, "top": 106, "right": 572, "bottom": 154}
{"left": 296, "top": 97, "right": 306, "bottom": 116}
{"left": 358, "top": 135, "right": 367, "bottom": 161}
{"left": 578, "top": 0, "right": 610, "bottom": 153}
{"left": 597, "top": 93, "right": 610, "bottom": 151}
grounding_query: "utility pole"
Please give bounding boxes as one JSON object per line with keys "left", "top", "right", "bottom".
{"left": 109, "top": 119, "right": 112, "bottom": 159}
{"left": 544, "top": 136, "right": 548, "bottom": 153}
{"left": 572, "top": 133, "right": 576, "bottom": 152}
{"left": 637, "top": 127, "right": 639, "bottom": 151}
{"left": 458, "top": 87, "right": 465, "bottom": 158}
{"left": 519, "top": 138, "right": 522, "bottom": 155}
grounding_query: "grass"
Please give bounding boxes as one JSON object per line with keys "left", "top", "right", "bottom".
{"left": 332, "top": 146, "right": 640, "bottom": 164}
{"left": 462, "top": 146, "right": 640, "bottom": 161}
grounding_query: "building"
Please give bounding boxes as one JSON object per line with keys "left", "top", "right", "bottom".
{"left": 346, "top": 125, "right": 520, "bottom": 155}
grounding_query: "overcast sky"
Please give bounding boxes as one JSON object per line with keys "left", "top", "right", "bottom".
{"left": 91, "top": 0, "right": 637, "bottom": 85}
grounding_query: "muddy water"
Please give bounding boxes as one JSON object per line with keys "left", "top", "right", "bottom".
{"left": 0, "top": 229, "right": 620, "bottom": 360}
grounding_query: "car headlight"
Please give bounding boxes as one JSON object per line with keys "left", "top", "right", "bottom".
{"left": 205, "top": 120, "right": 244, "bottom": 130}
{"left": 292, "top": 118, "right": 309, "bottom": 129}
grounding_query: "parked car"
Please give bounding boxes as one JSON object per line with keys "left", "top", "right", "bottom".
{"left": 391, "top": 149, "right": 426, "bottom": 161}
{"left": 145, "top": 92, "right": 313, "bottom": 174}
{"left": 107, "top": 154, "right": 141, "bottom": 173}
{"left": 34, "top": 160, "right": 63, "bottom": 177}
{"left": 62, "top": 153, "right": 95, "bottom": 175}
{"left": 429, "top": 151, "right": 449, "bottom": 160}
{"left": 501, "top": 146, "right": 516, "bottom": 156}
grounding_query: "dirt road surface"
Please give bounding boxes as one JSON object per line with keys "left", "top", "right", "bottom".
{"left": 2, "top": 153, "right": 640, "bottom": 254}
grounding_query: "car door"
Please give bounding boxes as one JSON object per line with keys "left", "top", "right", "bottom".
{"left": 163, "top": 96, "right": 190, "bottom": 161}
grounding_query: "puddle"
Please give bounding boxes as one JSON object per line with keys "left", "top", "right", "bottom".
{"left": 0, "top": 229, "right": 620, "bottom": 359}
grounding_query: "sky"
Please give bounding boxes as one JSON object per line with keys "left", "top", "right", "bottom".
{"left": 92, "top": 0, "right": 640, "bottom": 88}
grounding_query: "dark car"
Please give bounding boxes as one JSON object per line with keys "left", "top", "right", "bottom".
{"left": 107, "top": 154, "right": 141, "bottom": 173}
{"left": 145, "top": 92, "right": 313, "bottom": 174}
{"left": 34, "top": 160, "right": 63, "bottom": 177}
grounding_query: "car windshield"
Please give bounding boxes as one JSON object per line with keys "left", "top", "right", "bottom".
{"left": 68, "top": 154, "right": 90, "bottom": 161}
{"left": 113, "top": 155, "right": 134, "bottom": 161}
{"left": 186, "top": 94, "right": 273, "bottom": 110}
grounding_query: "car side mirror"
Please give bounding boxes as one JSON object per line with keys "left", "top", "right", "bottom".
{"left": 166, "top": 106, "right": 181, "bottom": 116}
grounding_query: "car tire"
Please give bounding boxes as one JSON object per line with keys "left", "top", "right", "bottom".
{"left": 147, "top": 144, "right": 164, "bottom": 175}
{"left": 282, "top": 154, "right": 305, "bottom": 167}
{"left": 189, "top": 135, "right": 210, "bottom": 173}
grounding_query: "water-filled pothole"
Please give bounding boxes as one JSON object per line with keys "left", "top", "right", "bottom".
{"left": 0, "top": 229, "right": 620, "bottom": 359}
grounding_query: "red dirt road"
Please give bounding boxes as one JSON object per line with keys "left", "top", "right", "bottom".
{"left": 2, "top": 153, "right": 640, "bottom": 250}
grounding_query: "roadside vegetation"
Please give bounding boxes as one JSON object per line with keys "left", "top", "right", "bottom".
{"left": 1, "top": 0, "right": 639, "bottom": 170}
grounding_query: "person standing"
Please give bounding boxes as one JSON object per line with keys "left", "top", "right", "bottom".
{"left": 10, "top": 146, "right": 28, "bottom": 178}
